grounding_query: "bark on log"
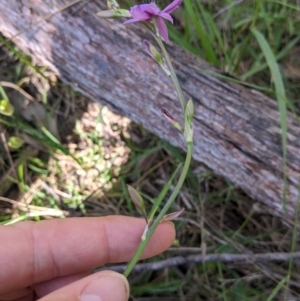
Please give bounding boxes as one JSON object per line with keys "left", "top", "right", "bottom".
{"left": 1, "top": 0, "right": 300, "bottom": 217}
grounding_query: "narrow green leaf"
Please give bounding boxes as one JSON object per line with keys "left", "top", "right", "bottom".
{"left": 266, "top": 276, "right": 287, "bottom": 301}
{"left": 251, "top": 27, "right": 288, "bottom": 211}
{"left": 148, "top": 163, "right": 182, "bottom": 220}
{"left": 242, "top": 35, "right": 300, "bottom": 80}
{"left": 0, "top": 85, "right": 9, "bottom": 101}
{"left": 184, "top": 0, "right": 217, "bottom": 65}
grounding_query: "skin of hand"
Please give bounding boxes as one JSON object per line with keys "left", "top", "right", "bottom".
{"left": 0, "top": 216, "right": 175, "bottom": 301}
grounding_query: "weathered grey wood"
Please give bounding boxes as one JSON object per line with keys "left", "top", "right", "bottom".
{"left": 1, "top": 0, "right": 299, "bottom": 216}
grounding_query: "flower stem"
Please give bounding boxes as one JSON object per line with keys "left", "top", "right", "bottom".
{"left": 123, "top": 142, "right": 193, "bottom": 277}
{"left": 123, "top": 24, "right": 194, "bottom": 278}
{"left": 148, "top": 163, "right": 182, "bottom": 221}
{"left": 153, "top": 32, "right": 186, "bottom": 114}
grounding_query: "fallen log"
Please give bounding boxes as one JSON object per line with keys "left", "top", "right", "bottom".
{"left": 0, "top": 0, "right": 299, "bottom": 217}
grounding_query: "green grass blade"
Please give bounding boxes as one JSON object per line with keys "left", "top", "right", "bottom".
{"left": 148, "top": 163, "right": 182, "bottom": 220}
{"left": 202, "top": 8, "right": 231, "bottom": 69}
{"left": 169, "top": 27, "right": 202, "bottom": 57}
{"left": 266, "top": 276, "right": 287, "bottom": 301}
{"left": 284, "top": 185, "right": 300, "bottom": 299}
{"left": 242, "top": 35, "right": 300, "bottom": 80}
{"left": 40, "top": 126, "right": 61, "bottom": 145}
{"left": 217, "top": 262, "right": 229, "bottom": 301}
{"left": 270, "top": 0, "right": 300, "bottom": 11}
{"left": 0, "top": 84, "right": 9, "bottom": 101}
{"left": 251, "top": 27, "right": 288, "bottom": 211}
{"left": 0, "top": 35, "right": 41, "bottom": 76}
{"left": 184, "top": 0, "right": 217, "bottom": 65}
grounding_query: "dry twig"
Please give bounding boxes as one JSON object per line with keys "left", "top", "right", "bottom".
{"left": 97, "top": 252, "right": 300, "bottom": 274}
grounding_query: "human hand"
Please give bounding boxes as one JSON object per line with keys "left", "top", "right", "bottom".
{"left": 0, "top": 216, "right": 175, "bottom": 301}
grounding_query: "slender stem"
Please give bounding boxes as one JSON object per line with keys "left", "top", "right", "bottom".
{"left": 148, "top": 163, "right": 182, "bottom": 221}
{"left": 124, "top": 24, "right": 194, "bottom": 277}
{"left": 124, "top": 142, "right": 193, "bottom": 277}
{"left": 152, "top": 27, "right": 186, "bottom": 114}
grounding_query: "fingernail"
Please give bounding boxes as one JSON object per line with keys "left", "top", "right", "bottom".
{"left": 80, "top": 273, "right": 129, "bottom": 301}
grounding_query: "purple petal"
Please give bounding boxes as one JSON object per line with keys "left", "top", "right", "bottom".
{"left": 139, "top": 3, "right": 160, "bottom": 14}
{"left": 156, "top": 17, "right": 169, "bottom": 41}
{"left": 123, "top": 18, "right": 142, "bottom": 25}
{"left": 130, "top": 5, "right": 151, "bottom": 21}
{"left": 157, "top": 12, "right": 173, "bottom": 23}
{"left": 162, "top": 0, "right": 182, "bottom": 14}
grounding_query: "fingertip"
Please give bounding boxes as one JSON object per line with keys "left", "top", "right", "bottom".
{"left": 164, "top": 221, "right": 176, "bottom": 245}
{"left": 79, "top": 271, "right": 129, "bottom": 301}
{"left": 160, "top": 220, "right": 176, "bottom": 242}
{"left": 161, "top": 221, "right": 176, "bottom": 241}
{"left": 39, "top": 271, "right": 129, "bottom": 301}
{"left": 141, "top": 220, "right": 176, "bottom": 259}
{"left": 163, "top": 220, "right": 175, "bottom": 230}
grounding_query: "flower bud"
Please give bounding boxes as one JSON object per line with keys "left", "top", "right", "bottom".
{"left": 144, "top": 40, "right": 162, "bottom": 63}
{"left": 107, "top": 0, "right": 119, "bottom": 10}
{"left": 97, "top": 10, "right": 115, "bottom": 18}
{"left": 144, "top": 40, "right": 171, "bottom": 76}
{"left": 127, "top": 185, "right": 147, "bottom": 217}
{"left": 0, "top": 99, "right": 14, "bottom": 116}
{"left": 97, "top": 9, "right": 130, "bottom": 18}
{"left": 185, "top": 98, "right": 194, "bottom": 122}
{"left": 161, "top": 208, "right": 185, "bottom": 222}
{"left": 114, "top": 9, "right": 131, "bottom": 17}
{"left": 161, "top": 109, "right": 182, "bottom": 132}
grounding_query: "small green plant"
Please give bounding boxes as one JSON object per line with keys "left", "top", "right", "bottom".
{"left": 98, "top": 0, "right": 194, "bottom": 277}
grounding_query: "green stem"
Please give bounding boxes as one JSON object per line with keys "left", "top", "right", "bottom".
{"left": 123, "top": 24, "right": 194, "bottom": 277}
{"left": 148, "top": 163, "right": 182, "bottom": 221}
{"left": 152, "top": 27, "right": 186, "bottom": 114}
{"left": 124, "top": 142, "right": 193, "bottom": 277}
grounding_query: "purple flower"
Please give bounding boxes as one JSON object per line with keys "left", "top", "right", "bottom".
{"left": 124, "top": 0, "right": 182, "bottom": 41}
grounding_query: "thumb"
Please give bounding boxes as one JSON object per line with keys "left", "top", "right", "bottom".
{"left": 39, "top": 271, "right": 129, "bottom": 301}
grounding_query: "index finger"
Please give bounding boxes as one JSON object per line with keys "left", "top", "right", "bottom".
{"left": 0, "top": 216, "right": 175, "bottom": 295}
